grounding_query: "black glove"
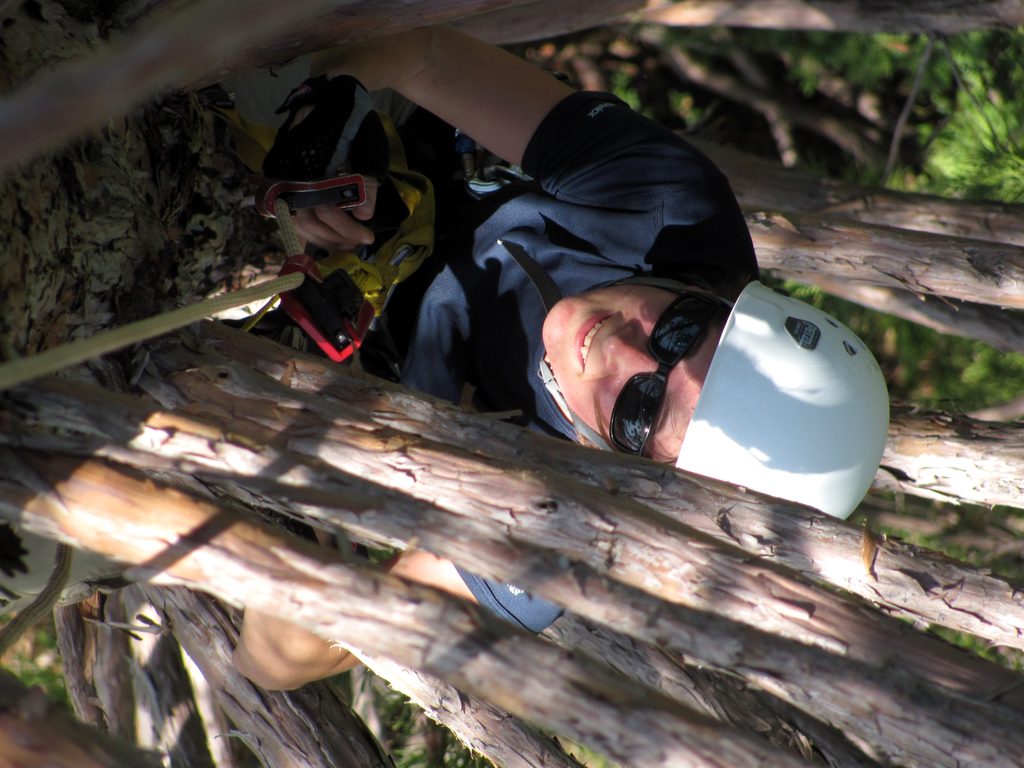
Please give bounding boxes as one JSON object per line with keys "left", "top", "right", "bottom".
{"left": 263, "top": 74, "right": 389, "bottom": 182}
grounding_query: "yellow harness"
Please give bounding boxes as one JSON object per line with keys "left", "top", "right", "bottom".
{"left": 216, "top": 105, "right": 435, "bottom": 317}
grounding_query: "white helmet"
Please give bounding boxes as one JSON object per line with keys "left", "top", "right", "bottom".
{"left": 676, "top": 281, "right": 889, "bottom": 519}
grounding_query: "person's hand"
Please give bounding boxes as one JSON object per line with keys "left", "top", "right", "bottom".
{"left": 291, "top": 178, "right": 379, "bottom": 251}
{"left": 263, "top": 75, "right": 388, "bottom": 251}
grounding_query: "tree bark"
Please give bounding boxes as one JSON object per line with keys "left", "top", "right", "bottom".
{"left": 0, "top": 668, "right": 162, "bottom": 768}
{"left": 161, "top": 324, "right": 1024, "bottom": 644}
{"left": 0, "top": 0, "right": 647, "bottom": 175}
{"left": 354, "top": 653, "right": 588, "bottom": 768}
{"left": 547, "top": 617, "right": 880, "bottom": 768}
{"left": 53, "top": 602, "right": 107, "bottom": 730}
{"left": 879, "top": 405, "right": 1024, "bottom": 509}
{"left": 138, "top": 585, "right": 396, "bottom": 768}
{"left": 638, "top": 0, "right": 1024, "bottom": 33}
{"left": 748, "top": 209, "right": 1024, "bottom": 309}
{"left": 10, "top": 322, "right": 1024, "bottom": 649}
{"left": 2, "top": 447, "right": 1020, "bottom": 767}
{"left": 118, "top": 587, "right": 216, "bottom": 768}
{"left": 799, "top": 276, "right": 1024, "bottom": 356}
{"left": 4, "top": 333, "right": 1024, "bottom": 766}
{"left": 53, "top": 596, "right": 137, "bottom": 740}
{"left": 0, "top": 452, "right": 808, "bottom": 768}
{"left": 691, "top": 138, "right": 1024, "bottom": 248}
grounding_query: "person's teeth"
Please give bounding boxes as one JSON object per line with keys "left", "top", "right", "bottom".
{"left": 581, "top": 321, "right": 603, "bottom": 365}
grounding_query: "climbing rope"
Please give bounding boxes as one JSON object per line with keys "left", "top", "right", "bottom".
{"left": 0, "top": 543, "right": 72, "bottom": 657}
{"left": 0, "top": 198, "right": 302, "bottom": 392}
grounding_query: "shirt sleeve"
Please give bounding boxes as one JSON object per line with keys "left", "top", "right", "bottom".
{"left": 523, "top": 91, "right": 757, "bottom": 295}
{"left": 523, "top": 92, "right": 732, "bottom": 216}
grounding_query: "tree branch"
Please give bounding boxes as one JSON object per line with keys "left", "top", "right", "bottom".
{"left": 748, "top": 210, "right": 1024, "bottom": 309}
{"left": 636, "top": 0, "right": 1024, "bottom": 33}
{"left": 0, "top": 453, "right": 807, "bottom": 768}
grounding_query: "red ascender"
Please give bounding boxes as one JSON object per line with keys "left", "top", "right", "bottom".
{"left": 277, "top": 254, "right": 375, "bottom": 363}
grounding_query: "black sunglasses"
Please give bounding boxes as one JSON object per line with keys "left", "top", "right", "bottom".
{"left": 609, "top": 293, "right": 726, "bottom": 456}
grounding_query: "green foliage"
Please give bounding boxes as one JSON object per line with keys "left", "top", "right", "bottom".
{"left": 918, "top": 32, "right": 1024, "bottom": 202}
{"left": 0, "top": 616, "right": 69, "bottom": 709}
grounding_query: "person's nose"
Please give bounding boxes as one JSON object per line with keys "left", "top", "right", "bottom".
{"left": 606, "top": 324, "right": 657, "bottom": 374}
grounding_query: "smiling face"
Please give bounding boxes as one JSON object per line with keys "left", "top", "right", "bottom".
{"left": 541, "top": 284, "right": 726, "bottom": 461}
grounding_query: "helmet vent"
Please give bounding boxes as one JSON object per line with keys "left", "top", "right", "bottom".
{"left": 784, "top": 317, "right": 820, "bottom": 350}
{"left": 843, "top": 340, "right": 859, "bottom": 356}
{"left": 826, "top": 318, "right": 839, "bottom": 328}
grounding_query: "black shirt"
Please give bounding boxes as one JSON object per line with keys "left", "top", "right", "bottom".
{"left": 401, "top": 91, "right": 757, "bottom": 441}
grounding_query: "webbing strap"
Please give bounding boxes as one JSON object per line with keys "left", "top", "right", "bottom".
{"left": 498, "top": 238, "right": 613, "bottom": 451}
{"left": 498, "top": 239, "right": 562, "bottom": 312}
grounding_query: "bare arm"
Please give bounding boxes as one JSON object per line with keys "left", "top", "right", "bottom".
{"left": 312, "top": 26, "right": 573, "bottom": 167}
{"left": 233, "top": 550, "right": 475, "bottom": 690}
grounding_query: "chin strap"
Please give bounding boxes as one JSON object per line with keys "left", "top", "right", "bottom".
{"left": 499, "top": 238, "right": 615, "bottom": 450}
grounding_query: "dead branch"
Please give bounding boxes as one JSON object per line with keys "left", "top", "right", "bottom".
{"left": 4, "top": 330, "right": 1024, "bottom": 765}
{"left": 749, "top": 210, "right": 1024, "bottom": 309}
{"left": 119, "top": 587, "right": 216, "bottom": 768}
{"left": 971, "top": 395, "right": 1024, "bottom": 422}
{"left": 0, "top": 0, "right": 648, "bottom": 176}
{"left": 356, "top": 653, "right": 587, "bottom": 768}
{"left": 636, "top": 0, "right": 1024, "bottom": 33}
{"left": 0, "top": 0, "right": 333, "bottom": 176}
{"left": 168, "top": 324, "right": 1024, "bottom": 643}
{"left": 12, "top": 322, "right": 1024, "bottom": 651}
{"left": 0, "top": 454, "right": 808, "bottom": 768}
{"left": 53, "top": 602, "right": 107, "bottom": 729}
{"left": 690, "top": 138, "right": 1024, "bottom": 248}
{"left": 547, "top": 618, "right": 880, "bottom": 767}
{"left": 802, "top": 275, "right": 1024, "bottom": 356}
{"left": 640, "top": 26, "right": 885, "bottom": 165}
{"left": 878, "top": 405, "right": 1024, "bottom": 509}
{"left": 137, "top": 585, "right": 396, "bottom": 768}
{"left": 3, "top": 444, "right": 1020, "bottom": 767}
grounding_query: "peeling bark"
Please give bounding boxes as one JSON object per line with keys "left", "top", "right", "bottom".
{"left": 749, "top": 210, "right": 1024, "bottom": 310}
{"left": 3, "top": 330, "right": 1024, "bottom": 765}
{"left": 879, "top": 405, "right": 1024, "bottom": 509}
{"left": 0, "top": 455, "right": 808, "bottom": 768}
{"left": 139, "top": 585, "right": 395, "bottom": 768}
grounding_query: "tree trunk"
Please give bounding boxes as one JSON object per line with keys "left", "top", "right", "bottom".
{"left": 0, "top": 668, "right": 162, "bottom": 768}
{"left": 10, "top": 323, "right": 1024, "bottom": 649}
{"left": 547, "top": 617, "right": 880, "bottom": 768}
{"left": 118, "top": 587, "right": 217, "bottom": 768}
{"left": 53, "top": 602, "right": 107, "bottom": 729}
{"left": 639, "top": 0, "right": 1024, "bottom": 33}
{"left": 0, "top": 0, "right": 647, "bottom": 175}
{"left": 53, "top": 596, "right": 137, "bottom": 740}
{"left": 796, "top": 276, "right": 1024, "bottom": 356}
{"left": 353, "top": 653, "right": 589, "bottom": 768}
{"left": 137, "top": 585, "right": 396, "bottom": 768}
{"left": 147, "top": 324, "right": 1024, "bottom": 643}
